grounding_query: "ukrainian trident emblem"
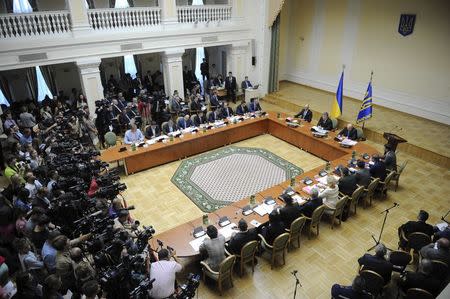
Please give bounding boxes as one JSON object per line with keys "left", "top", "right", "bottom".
{"left": 398, "top": 14, "right": 416, "bottom": 36}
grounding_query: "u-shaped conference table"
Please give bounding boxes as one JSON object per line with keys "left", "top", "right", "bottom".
{"left": 101, "top": 112, "right": 378, "bottom": 257}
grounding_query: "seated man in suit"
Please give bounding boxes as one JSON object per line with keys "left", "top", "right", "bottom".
{"left": 355, "top": 160, "right": 371, "bottom": 188}
{"left": 398, "top": 210, "right": 434, "bottom": 250}
{"left": 358, "top": 243, "right": 393, "bottom": 285}
{"left": 177, "top": 114, "right": 193, "bottom": 130}
{"left": 279, "top": 194, "right": 302, "bottom": 228}
{"left": 298, "top": 188, "right": 323, "bottom": 218}
{"left": 382, "top": 144, "right": 397, "bottom": 172}
{"left": 338, "top": 167, "right": 358, "bottom": 197}
{"left": 193, "top": 112, "right": 207, "bottom": 127}
{"left": 221, "top": 102, "right": 234, "bottom": 119}
{"left": 338, "top": 123, "right": 358, "bottom": 140}
{"left": 209, "top": 88, "right": 220, "bottom": 108}
{"left": 260, "top": 211, "right": 286, "bottom": 246}
{"left": 199, "top": 225, "right": 226, "bottom": 272}
{"left": 420, "top": 237, "right": 450, "bottom": 265}
{"left": 248, "top": 98, "right": 262, "bottom": 113}
{"left": 331, "top": 275, "right": 371, "bottom": 299}
{"left": 294, "top": 104, "right": 313, "bottom": 122}
{"left": 124, "top": 123, "right": 144, "bottom": 144}
{"left": 208, "top": 108, "right": 222, "bottom": 123}
{"left": 369, "top": 154, "right": 387, "bottom": 181}
{"left": 144, "top": 121, "right": 161, "bottom": 139}
{"left": 241, "top": 76, "right": 253, "bottom": 91}
{"left": 162, "top": 119, "right": 178, "bottom": 135}
{"left": 317, "top": 112, "right": 333, "bottom": 130}
{"left": 399, "top": 259, "right": 442, "bottom": 297}
{"left": 169, "top": 90, "right": 182, "bottom": 114}
{"left": 226, "top": 219, "right": 257, "bottom": 255}
{"left": 213, "top": 74, "right": 224, "bottom": 87}
{"left": 236, "top": 100, "right": 249, "bottom": 116}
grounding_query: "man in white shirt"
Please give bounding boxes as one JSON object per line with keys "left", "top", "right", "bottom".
{"left": 124, "top": 123, "right": 144, "bottom": 144}
{"left": 148, "top": 248, "right": 183, "bottom": 299}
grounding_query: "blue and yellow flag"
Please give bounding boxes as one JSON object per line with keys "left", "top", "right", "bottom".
{"left": 331, "top": 71, "right": 344, "bottom": 118}
{"left": 356, "top": 80, "right": 373, "bottom": 123}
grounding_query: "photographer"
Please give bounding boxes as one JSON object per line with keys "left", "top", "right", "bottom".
{"left": 148, "top": 248, "right": 182, "bottom": 299}
{"left": 113, "top": 210, "right": 137, "bottom": 238}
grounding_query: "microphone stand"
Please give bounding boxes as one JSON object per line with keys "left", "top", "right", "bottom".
{"left": 441, "top": 209, "right": 450, "bottom": 224}
{"left": 368, "top": 203, "right": 399, "bottom": 252}
{"left": 291, "top": 270, "right": 302, "bottom": 299}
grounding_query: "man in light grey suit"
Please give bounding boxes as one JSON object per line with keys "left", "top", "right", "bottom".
{"left": 199, "top": 225, "right": 225, "bottom": 271}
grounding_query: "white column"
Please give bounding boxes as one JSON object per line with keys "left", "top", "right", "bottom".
{"left": 66, "top": 0, "right": 92, "bottom": 36}
{"left": 159, "top": 0, "right": 178, "bottom": 26}
{"left": 161, "top": 48, "right": 185, "bottom": 97}
{"left": 76, "top": 58, "right": 104, "bottom": 117}
{"left": 227, "top": 41, "right": 250, "bottom": 87}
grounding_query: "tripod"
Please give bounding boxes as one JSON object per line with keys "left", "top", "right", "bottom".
{"left": 291, "top": 270, "right": 302, "bottom": 299}
{"left": 368, "top": 202, "right": 399, "bottom": 252}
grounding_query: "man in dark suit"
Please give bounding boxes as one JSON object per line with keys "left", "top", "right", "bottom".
{"left": 162, "top": 119, "right": 178, "bottom": 135}
{"left": 213, "top": 74, "right": 224, "bottom": 87}
{"left": 241, "top": 76, "right": 252, "bottom": 95}
{"left": 221, "top": 102, "right": 234, "bottom": 118}
{"left": 382, "top": 144, "right": 397, "bottom": 172}
{"left": 144, "top": 121, "right": 161, "bottom": 139}
{"left": 338, "top": 167, "right": 358, "bottom": 196}
{"left": 236, "top": 100, "right": 248, "bottom": 116}
{"left": 355, "top": 160, "right": 371, "bottom": 188}
{"left": 294, "top": 104, "right": 313, "bottom": 122}
{"left": 209, "top": 89, "right": 220, "bottom": 108}
{"left": 298, "top": 188, "right": 323, "bottom": 218}
{"left": 260, "top": 211, "right": 286, "bottom": 246}
{"left": 331, "top": 276, "right": 372, "bottom": 299}
{"left": 193, "top": 112, "right": 207, "bottom": 127}
{"left": 369, "top": 155, "right": 387, "bottom": 181}
{"left": 317, "top": 112, "right": 333, "bottom": 130}
{"left": 177, "top": 114, "right": 193, "bottom": 129}
{"left": 420, "top": 238, "right": 450, "bottom": 265}
{"left": 225, "top": 72, "right": 237, "bottom": 103}
{"left": 226, "top": 219, "right": 257, "bottom": 255}
{"left": 279, "top": 195, "right": 302, "bottom": 228}
{"left": 358, "top": 244, "right": 393, "bottom": 284}
{"left": 338, "top": 123, "right": 358, "bottom": 140}
{"left": 399, "top": 259, "right": 442, "bottom": 297}
{"left": 208, "top": 108, "right": 222, "bottom": 123}
{"left": 200, "top": 58, "right": 209, "bottom": 81}
{"left": 248, "top": 98, "right": 262, "bottom": 113}
{"left": 398, "top": 210, "right": 434, "bottom": 249}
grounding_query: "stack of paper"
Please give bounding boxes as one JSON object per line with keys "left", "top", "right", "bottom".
{"left": 189, "top": 235, "right": 208, "bottom": 251}
{"left": 253, "top": 205, "right": 268, "bottom": 216}
{"left": 168, "top": 130, "right": 181, "bottom": 137}
{"left": 302, "top": 185, "right": 318, "bottom": 194}
{"left": 312, "top": 126, "right": 329, "bottom": 134}
{"left": 218, "top": 223, "right": 237, "bottom": 240}
{"left": 214, "top": 120, "right": 226, "bottom": 128}
{"left": 292, "top": 194, "right": 306, "bottom": 205}
{"left": 341, "top": 138, "right": 358, "bottom": 146}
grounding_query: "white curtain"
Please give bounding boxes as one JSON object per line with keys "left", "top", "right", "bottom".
{"left": 36, "top": 66, "right": 53, "bottom": 102}
{"left": 85, "top": 0, "right": 90, "bottom": 9}
{"left": 192, "top": 0, "right": 203, "bottom": 5}
{"left": 124, "top": 55, "right": 138, "bottom": 79}
{"left": 193, "top": 0, "right": 205, "bottom": 92}
{"left": 0, "top": 89, "right": 9, "bottom": 107}
{"left": 115, "top": 0, "right": 130, "bottom": 8}
{"left": 13, "top": 0, "right": 33, "bottom": 13}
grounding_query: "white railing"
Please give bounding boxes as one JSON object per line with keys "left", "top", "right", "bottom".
{"left": 88, "top": 7, "right": 161, "bottom": 30}
{"left": 177, "top": 5, "right": 231, "bottom": 23}
{"left": 0, "top": 11, "right": 70, "bottom": 38}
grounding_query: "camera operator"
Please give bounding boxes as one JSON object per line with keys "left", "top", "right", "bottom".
{"left": 95, "top": 100, "right": 113, "bottom": 148}
{"left": 148, "top": 248, "right": 183, "bottom": 299}
{"left": 113, "top": 210, "right": 137, "bottom": 238}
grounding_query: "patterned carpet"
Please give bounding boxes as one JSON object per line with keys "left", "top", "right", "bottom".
{"left": 171, "top": 146, "right": 303, "bottom": 212}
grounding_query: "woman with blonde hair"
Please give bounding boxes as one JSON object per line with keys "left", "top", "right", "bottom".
{"left": 319, "top": 175, "right": 340, "bottom": 209}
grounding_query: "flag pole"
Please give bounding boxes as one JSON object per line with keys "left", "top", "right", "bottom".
{"left": 361, "top": 71, "right": 373, "bottom": 130}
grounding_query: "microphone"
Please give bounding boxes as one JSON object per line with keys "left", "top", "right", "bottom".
{"left": 291, "top": 270, "right": 298, "bottom": 275}
{"left": 394, "top": 202, "right": 399, "bottom": 206}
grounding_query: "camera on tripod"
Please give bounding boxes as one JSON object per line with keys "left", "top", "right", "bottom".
{"left": 177, "top": 273, "right": 201, "bottom": 299}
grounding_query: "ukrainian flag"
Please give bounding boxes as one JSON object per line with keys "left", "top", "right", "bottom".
{"left": 356, "top": 81, "right": 373, "bottom": 123}
{"left": 331, "top": 71, "right": 344, "bottom": 118}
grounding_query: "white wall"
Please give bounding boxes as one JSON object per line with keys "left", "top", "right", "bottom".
{"left": 279, "top": 0, "right": 450, "bottom": 124}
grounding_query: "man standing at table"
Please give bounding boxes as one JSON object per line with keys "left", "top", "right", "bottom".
{"left": 382, "top": 144, "right": 397, "bottom": 172}
{"left": 225, "top": 72, "right": 237, "bottom": 103}
{"left": 338, "top": 123, "right": 358, "bottom": 140}
{"left": 124, "top": 123, "right": 144, "bottom": 144}
{"left": 199, "top": 225, "right": 226, "bottom": 271}
{"left": 294, "top": 104, "right": 313, "bottom": 122}
{"left": 200, "top": 58, "right": 209, "bottom": 81}
{"left": 241, "top": 76, "right": 252, "bottom": 95}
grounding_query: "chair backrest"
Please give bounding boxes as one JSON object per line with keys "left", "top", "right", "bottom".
{"left": 366, "top": 178, "right": 380, "bottom": 194}
{"left": 334, "top": 196, "right": 348, "bottom": 216}
{"left": 161, "top": 121, "right": 168, "bottom": 132}
{"left": 331, "top": 118, "right": 338, "bottom": 129}
{"left": 407, "top": 232, "right": 431, "bottom": 251}
{"left": 359, "top": 269, "right": 384, "bottom": 295}
{"left": 430, "top": 259, "right": 448, "bottom": 276}
{"left": 356, "top": 128, "right": 364, "bottom": 139}
{"left": 388, "top": 250, "right": 412, "bottom": 267}
{"left": 190, "top": 114, "right": 197, "bottom": 123}
{"left": 289, "top": 216, "right": 307, "bottom": 235}
{"left": 240, "top": 240, "right": 258, "bottom": 260}
{"left": 218, "top": 255, "right": 236, "bottom": 279}
{"left": 311, "top": 205, "right": 326, "bottom": 226}
{"left": 272, "top": 233, "right": 290, "bottom": 253}
{"left": 104, "top": 131, "right": 117, "bottom": 146}
{"left": 383, "top": 171, "right": 395, "bottom": 186}
{"left": 405, "top": 288, "right": 434, "bottom": 299}
{"left": 351, "top": 186, "right": 365, "bottom": 204}
{"left": 397, "top": 160, "right": 408, "bottom": 175}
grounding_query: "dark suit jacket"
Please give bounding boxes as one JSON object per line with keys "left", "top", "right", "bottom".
{"left": 298, "top": 197, "right": 322, "bottom": 218}
{"left": 190, "top": 100, "right": 201, "bottom": 112}
{"left": 331, "top": 284, "right": 372, "bottom": 299}
{"left": 369, "top": 161, "right": 387, "bottom": 181}
{"left": 248, "top": 102, "right": 262, "bottom": 112}
{"left": 338, "top": 175, "right": 358, "bottom": 196}
{"left": 261, "top": 221, "right": 286, "bottom": 245}
{"left": 400, "top": 220, "right": 434, "bottom": 239}
{"left": 208, "top": 112, "right": 221, "bottom": 123}
{"left": 241, "top": 80, "right": 252, "bottom": 90}
{"left": 225, "top": 76, "right": 237, "bottom": 91}
{"left": 221, "top": 107, "right": 234, "bottom": 118}
{"left": 200, "top": 62, "right": 209, "bottom": 75}
{"left": 227, "top": 228, "right": 257, "bottom": 255}
{"left": 280, "top": 204, "right": 302, "bottom": 228}
{"left": 193, "top": 115, "right": 206, "bottom": 127}
{"left": 317, "top": 117, "right": 333, "bottom": 130}
{"left": 213, "top": 78, "right": 223, "bottom": 86}
{"left": 338, "top": 127, "right": 358, "bottom": 140}
{"left": 177, "top": 118, "right": 193, "bottom": 129}
{"left": 209, "top": 95, "right": 220, "bottom": 107}
{"left": 420, "top": 243, "right": 450, "bottom": 265}
{"left": 162, "top": 122, "right": 178, "bottom": 135}
{"left": 400, "top": 271, "right": 442, "bottom": 296}
{"left": 355, "top": 168, "right": 371, "bottom": 187}
{"left": 145, "top": 125, "right": 161, "bottom": 139}
{"left": 384, "top": 150, "right": 397, "bottom": 171}
{"left": 358, "top": 254, "right": 393, "bottom": 284}
{"left": 295, "top": 109, "right": 313, "bottom": 122}
{"left": 236, "top": 105, "right": 248, "bottom": 116}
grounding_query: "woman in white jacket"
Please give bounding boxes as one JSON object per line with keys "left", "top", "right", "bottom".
{"left": 319, "top": 176, "right": 340, "bottom": 209}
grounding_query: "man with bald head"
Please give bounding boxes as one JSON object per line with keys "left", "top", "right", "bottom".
{"left": 295, "top": 104, "right": 313, "bottom": 122}
{"left": 399, "top": 258, "right": 442, "bottom": 296}
{"left": 338, "top": 123, "right": 358, "bottom": 140}
{"left": 420, "top": 238, "right": 450, "bottom": 265}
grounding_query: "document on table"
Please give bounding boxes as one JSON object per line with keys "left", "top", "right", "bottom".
{"left": 250, "top": 219, "right": 261, "bottom": 227}
{"left": 189, "top": 235, "right": 208, "bottom": 252}
{"left": 311, "top": 126, "right": 328, "bottom": 134}
{"left": 292, "top": 194, "right": 306, "bottom": 205}
{"left": 436, "top": 222, "right": 448, "bottom": 231}
{"left": 218, "top": 223, "right": 237, "bottom": 240}
{"left": 146, "top": 135, "right": 169, "bottom": 145}
{"left": 253, "top": 203, "right": 275, "bottom": 217}
{"left": 302, "top": 184, "right": 318, "bottom": 194}
{"left": 316, "top": 175, "right": 340, "bottom": 185}
{"left": 340, "top": 138, "right": 358, "bottom": 146}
